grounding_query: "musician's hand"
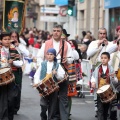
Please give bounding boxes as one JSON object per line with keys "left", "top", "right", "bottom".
{"left": 15, "top": 41, "right": 19, "bottom": 47}
{"left": 109, "top": 73, "right": 115, "bottom": 78}
{"left": 91, "top": 82, "right": 96, "bottom": 89}
{"left": 8, "top": 59, "right": 13, "bottom": 64}
{"left": 52, "top": 69, "right": 57, "bottom": 75}
{"left": 103, "top": 38, "right": 108, "bottom": 45}
{"left": 98, "top": 39, "right": 104, "bottom": 47}
{"left": 62, "top": 58, "right": 67, "bottom": 63}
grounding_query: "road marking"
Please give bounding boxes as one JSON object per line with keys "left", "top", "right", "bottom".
{"left": 72, "top": 102, "right": 85, "bottom": 105}
{"left": 85, "top": 101, "right": 94, "bottom": 104}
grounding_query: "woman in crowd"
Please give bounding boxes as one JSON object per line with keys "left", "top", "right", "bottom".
{"left": 10, "top": 31, "right": 29, "bottom": 114}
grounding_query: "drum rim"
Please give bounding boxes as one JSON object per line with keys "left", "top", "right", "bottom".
{"left": 0, "top": 67, "right": 11, "bottom": 74}
{"left": 97, "top": 84, "right": 110, "bottom": 93}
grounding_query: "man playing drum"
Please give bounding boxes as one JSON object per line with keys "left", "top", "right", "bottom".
{"left": 91, "top": 52, "right": 118, "bottom": 120}
{"left": 34, "top": 48, "right": 66, "bottom": 120}
{"left": 37, "top": 25, "right": 73, "bottom": 120}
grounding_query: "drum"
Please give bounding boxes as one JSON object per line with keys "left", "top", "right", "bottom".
{"left": 97, "top": 84, "right": 116, "bottom": 103}
{"left": 68, "top": 81, "right": 77, "bottom": 96}
{"left": 34, "top": 74, "right": 59, "bottom": 97}
{"left": 0, "top": 67, "right": 15, "bottom": 86}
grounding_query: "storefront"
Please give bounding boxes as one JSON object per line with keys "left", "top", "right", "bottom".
{"left": 105, "top": 0, "right": 120, "bottom": 41}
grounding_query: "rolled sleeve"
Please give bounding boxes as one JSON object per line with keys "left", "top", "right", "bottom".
{"left": 66, "top": 42, "right": 74, "bottom": 64}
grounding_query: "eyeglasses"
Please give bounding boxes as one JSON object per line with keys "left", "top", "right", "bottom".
{"left": 100, "top": 33, "right": 106, "bottom": 35}
{"left": 53, "top": 30, "right": 61, "bottom": 32}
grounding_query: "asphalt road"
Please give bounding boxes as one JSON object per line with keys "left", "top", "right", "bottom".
{"left": 14, "top": 75, "right": 96, "bottom": 120}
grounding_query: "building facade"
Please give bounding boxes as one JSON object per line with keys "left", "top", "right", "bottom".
{"left": 104, "top": 0, "right": 120, "bottom": 41}
{"left": 77, "top": 0, "right": 105, "bottom": 39}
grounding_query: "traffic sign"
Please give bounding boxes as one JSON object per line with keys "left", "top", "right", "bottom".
{"left": 40, "top": 7, "right": 60, "bottom": 14}
{"left": 59, "top": 6, "right": 67, "bottom": 16}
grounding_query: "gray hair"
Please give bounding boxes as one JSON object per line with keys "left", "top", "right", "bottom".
{"left": 53, "top": 24, "right": 63, "bottom": 30}
{"left": 98, "top": 27, "right": 107, "bottom": 34}
{"left": 80, "top": 44, "right": 88, "bottom": 49}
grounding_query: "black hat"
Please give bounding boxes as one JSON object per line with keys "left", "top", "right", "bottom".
{"left": 62, "top": 29, "right": 70, "bottom": 37}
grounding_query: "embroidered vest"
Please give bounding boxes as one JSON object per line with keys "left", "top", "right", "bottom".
{"left": 98, "top": 65, "right": 110, "bottom": 88}
{"left": 44, "top": 39, "right": 68, "bottom": 60}
{"left": 40, "top": 61, "right": 59, "bottom": 82}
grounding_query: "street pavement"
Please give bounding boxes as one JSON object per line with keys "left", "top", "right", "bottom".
{"left": 14, "top": 75, "right": 97, "bottom": 120}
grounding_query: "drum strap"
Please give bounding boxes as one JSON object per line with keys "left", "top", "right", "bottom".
{"left": 52, "top": 62, "right": 59, "bottom": 82}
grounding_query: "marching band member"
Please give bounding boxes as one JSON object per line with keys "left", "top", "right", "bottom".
{"left": 10, "top": 31, "right": 29, "bottom": 114}
{"left": 37, "top": 25, "right": 73, "bottom": 120}
{"left": 109, "top": 40, "right": 120, "bottom": 72}
{"left": 91, "top": 52, "right": 118, "bottom": 120}
{"left": 87, "top": 28, "right": 117, "bottom": 117}
{"left": 68, "top": 39, "right": 80, "bottom": 118}
{"left": 87, "top": 28, "right": 117, "bottom": 69}
{"left": 0, "top": 32, "right": 20, "bottom": 120}
{"left": 34, "top": 48, "right": 65, "bottom": 120}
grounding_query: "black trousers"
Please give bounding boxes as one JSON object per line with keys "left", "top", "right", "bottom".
{"left": 0, "top": 82, "right": 15, "bottom": 120}
{"left": 58, "top": 80, "right": 69, "bottom": 120}
{"left": 14, "top": 84, "right": 22, "bottom": 114}
{"left": 40, "top": 91, "right": 59, "bottom": 120}
{"left": 97, "top": 96, "right": 110, "bottom": 120}
{"left": 13, "top": 68, "right": 22, "bottom": 114}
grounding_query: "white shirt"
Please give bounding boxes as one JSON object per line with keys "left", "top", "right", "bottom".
{"left": 87, "top": 40, "right": 117, "bottom": 61}
{"left": 72, "top": 49, "right": 79, "bottom": 60}
{"left": 34, "top": 61, "right": 65, "bottom": 84}
{"left": 102, "top": 65, "right": 107, "bottom": 74}
{"left": 37, "top": 39, "right": 74, "bottom": 66}
{"left": 17, "top": 43, "right": 29, "bottom": 57}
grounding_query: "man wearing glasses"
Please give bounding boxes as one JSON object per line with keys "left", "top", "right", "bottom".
{"left": 36, "top": 25, "right": 73, "bottom": 120}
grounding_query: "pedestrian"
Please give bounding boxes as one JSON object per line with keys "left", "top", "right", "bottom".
{"left": 34, "top": 48, "right": 66, "bottom": 120}
{"left": 29, "top": 58, "right": 37, "bottom": 85}
{"left": 79, "top": 44, "right": 87, "bottom": 59}
{"left": 91, "top": 52, "right": 118, "bottom": 120}
{"left": 37, "top": 25, "right": 73, "bottom": 120}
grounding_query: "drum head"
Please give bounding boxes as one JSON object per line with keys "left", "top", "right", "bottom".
{"left": 97, "top": 84, "right": 110, "bottom": 94}
{"left": 0, "top": 68, "right": 10, "bottom": 74}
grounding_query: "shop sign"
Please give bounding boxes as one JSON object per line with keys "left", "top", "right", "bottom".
{"left": 104, "top": 0, "right": 120, "bottom": 9}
